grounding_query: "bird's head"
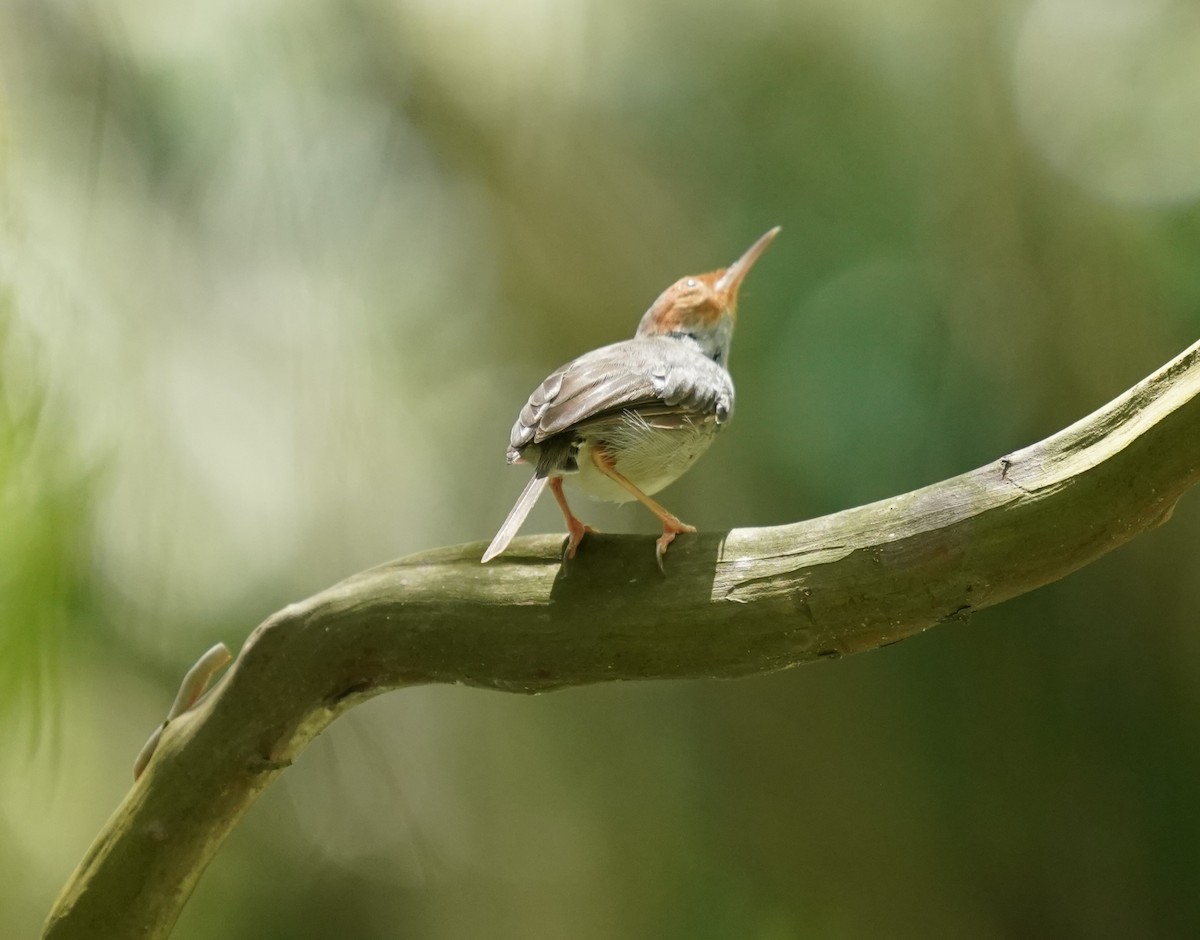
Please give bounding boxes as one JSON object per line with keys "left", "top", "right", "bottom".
{"left": 635, "top": 227, "right": 779, "bottom": 363}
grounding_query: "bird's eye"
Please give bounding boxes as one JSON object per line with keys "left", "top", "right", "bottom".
{"left": 685, "top": 278, "right": 697, "bottom": 288}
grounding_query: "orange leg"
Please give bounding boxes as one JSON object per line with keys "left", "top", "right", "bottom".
{"left": 549, "top": 476, "right": 598, "bottom": 560}
{"left": 590, "top": 449, "right": 696, "bottom": 572}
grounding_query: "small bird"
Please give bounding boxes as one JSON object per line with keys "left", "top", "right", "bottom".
{"left": 482, "top": 226, "right": 780, "bottom": 570}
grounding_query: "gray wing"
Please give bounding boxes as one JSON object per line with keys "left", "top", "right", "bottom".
{"left": 507, "top": 336, "right": 734, "bottom": 459}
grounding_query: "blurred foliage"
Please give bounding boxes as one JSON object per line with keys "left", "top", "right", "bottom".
{"left": 0, "top": 300, "right": 83, "bottom": 736}
{"left": 2, "top": 0, "right": 1200, "bottom": 937}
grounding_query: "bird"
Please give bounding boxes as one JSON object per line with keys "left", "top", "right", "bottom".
{"left": 481, "top": 226, "right": 780, "bottom": 570}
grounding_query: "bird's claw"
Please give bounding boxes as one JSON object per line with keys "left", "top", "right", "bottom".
{"left": 654, "top": 522, "right": 697, "bottom": 574}
{"left": 562, "top": 524, "right": 599, "bottom": 565}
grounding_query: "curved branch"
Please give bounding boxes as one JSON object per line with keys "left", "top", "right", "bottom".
{"left": 44, "top": 339, "right": 1200, "bottom": 939}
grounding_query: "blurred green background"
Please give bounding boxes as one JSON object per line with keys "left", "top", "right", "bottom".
{"left": 3, "top": 0, "right": 1200, "bottom": 937}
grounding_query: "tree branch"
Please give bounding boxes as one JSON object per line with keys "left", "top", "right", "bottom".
{"left": 44, "top": 339, "right": 1200, "bottom": 939}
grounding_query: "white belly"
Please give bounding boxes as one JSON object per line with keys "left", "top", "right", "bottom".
{"left": 569, "top": 413, "right": 721, "bottom": 503}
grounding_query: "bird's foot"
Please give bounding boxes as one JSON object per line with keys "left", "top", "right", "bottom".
{"left": 562, "top": 520, "right": 600, "bottom": 563}
{"left": 655, "top": 518, "right": 697, "bottom": 574}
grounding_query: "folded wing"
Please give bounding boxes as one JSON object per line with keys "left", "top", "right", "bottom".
{"left": 508, "top": 336, "right": 734, "bottom": 460}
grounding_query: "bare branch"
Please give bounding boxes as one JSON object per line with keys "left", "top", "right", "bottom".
{"left": 44, "top": 339, "right": 1200, "bottom": 940}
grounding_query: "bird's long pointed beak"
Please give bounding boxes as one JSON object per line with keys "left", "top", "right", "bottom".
{"left": 715, "top": 226, "right": 781, "bottom": 301}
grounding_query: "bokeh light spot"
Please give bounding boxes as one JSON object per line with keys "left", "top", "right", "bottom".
{"left": 1012, "top": 0, "right": 1200, "bottom": 206}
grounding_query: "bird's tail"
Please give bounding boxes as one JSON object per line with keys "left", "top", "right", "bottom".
{"left": 481, "top": 474, "right": 549, "bottom": 563}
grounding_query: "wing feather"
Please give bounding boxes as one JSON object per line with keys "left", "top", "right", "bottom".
{"left": 507, "top": 337, "right": 733, "bottom": 458}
